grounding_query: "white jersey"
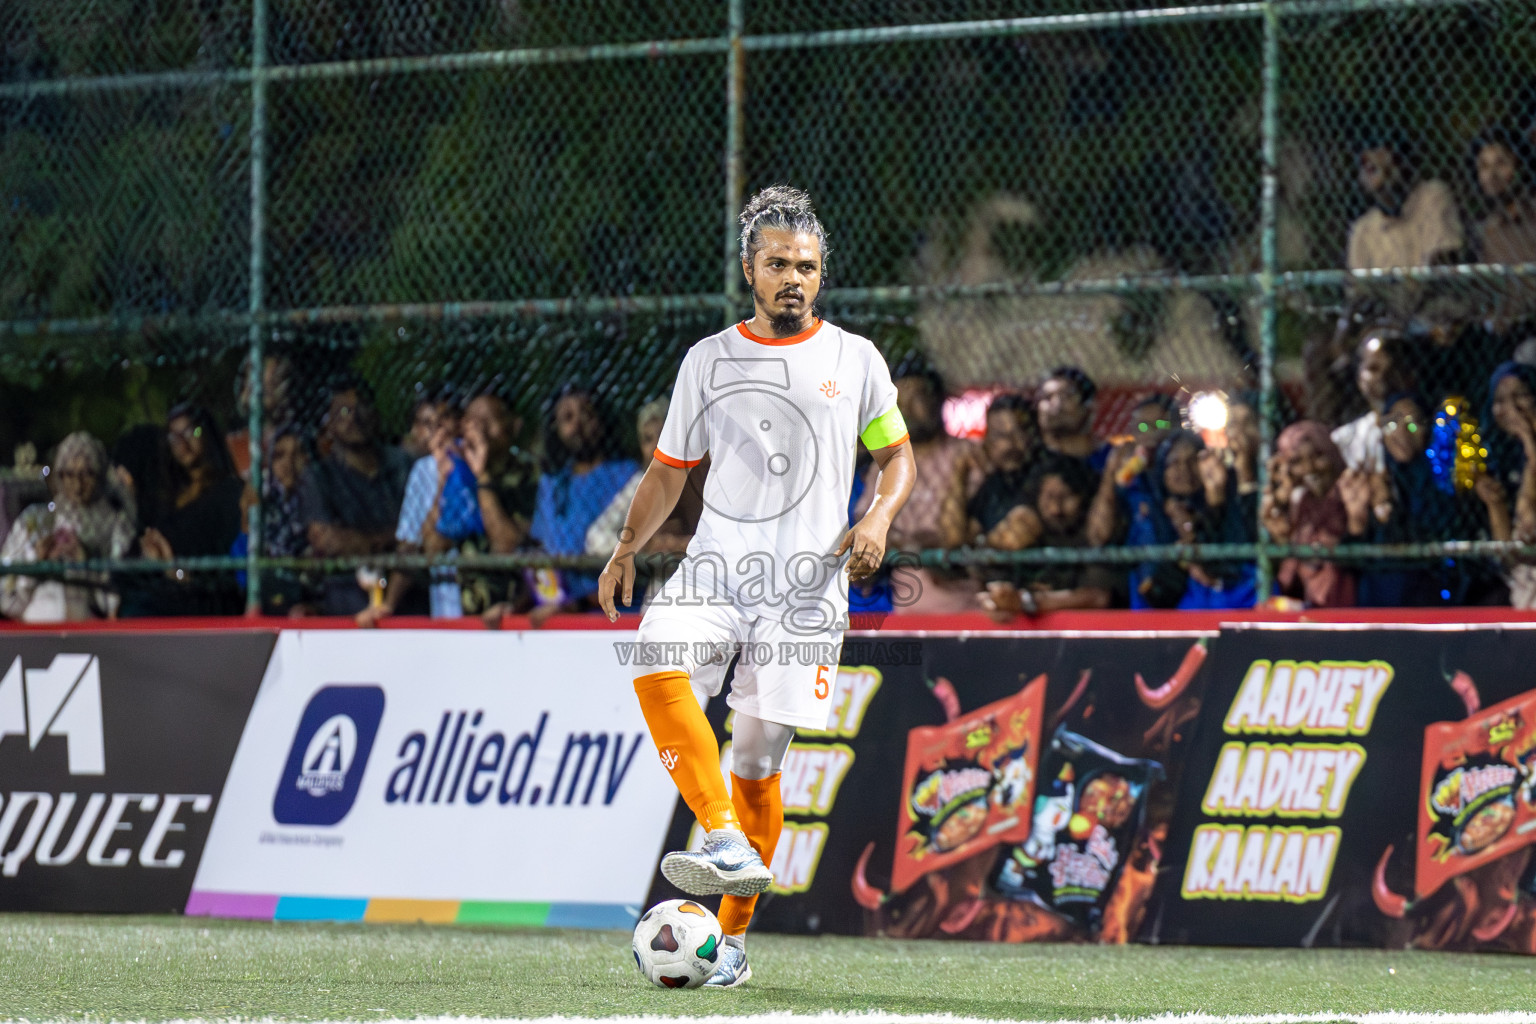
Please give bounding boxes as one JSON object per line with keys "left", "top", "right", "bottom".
{"left": 653, "top": 319, "right": 902, "bottom": 634}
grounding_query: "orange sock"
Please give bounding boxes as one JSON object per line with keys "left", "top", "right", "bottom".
{"left": 717, "top": 771, "right": 784, "bottom": 936}
{"left": 634, "top": 670, "right": 738, "bottom": 833}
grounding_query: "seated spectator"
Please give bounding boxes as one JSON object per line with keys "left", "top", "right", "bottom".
{"left": 1340, "top": 391, "right": 1508, "bottom": 606}
{"left": 402, "top": 388, "right": 447, "bottom": 462}
{"left": 1035, "top": 366, "right": 1109, "bottom": 473}
{"left": 1486, "top": 360, "right": 1536, "bottom": 510}
{"left": 851, "top": 362, "right": 983, "bottom": 613}
{"left": 1129, "top": 392, "right": 1176, "bottom": 444}
{"left": 1347, "top": 132, "right": 1465, "bottom": 314}
{"left": 298, "top": 381, "right": 413, "bottom": 616}
{"left": 131, "top": 405, "right": 245, "bottom": 616}
{"left": 226, "top": 351, "right": 296, "bottom": 481}
{"left": 235, "top": 426, "right": 314, "bottom": 616}
{"left": 977, "top": 453, "right": 1118, "bottom": 618}
{"left": 586, "top": 398, "right": 690, "bottom": 556}
{"left": 1, "top": 432, "right": 134, "bottom": 622}
{"left": 1086, "top": 392, "right": 1180, "bottom": 547}
{"left": 443, "top": 392, "right": 540, "bottom": 622}
{"left": 528, "top": 385, "right": 636, "bottom": 621}
{"left": 1472, "top": 128, "right": 1536, "bottom": 335}
{"left": 1482, "top": 361, "right": 1536, "bottom": 606}
{"left": 1332, "top": 325, "right": 1413, "bottom": 473}
{"left": 261, "top": 427, "right": 311, "bottom": 559}
{"left": 939, "top": 393, "right": 1036, "bottom": 550}
{"left": 1263, "top": 421, "right": 1355, "bottom": 608}
{"left": 1126, "top": 430, "right": 1257, "bottom": 610}
{"left": 356, "top": 399, "right": 464, "bottom": 626}
{"left": 585, "top": 399, "right": 695, "bottom": 608}
{"left": 1306, "top": 133, "right": 1464, "bottom": 423}
{"left": 1224, "top": 391, "right": 1263, "bottom": 502}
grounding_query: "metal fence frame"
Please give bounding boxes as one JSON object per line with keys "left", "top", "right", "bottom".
{"left": 1, "top": 0, "right": 1530, "bottom": 613}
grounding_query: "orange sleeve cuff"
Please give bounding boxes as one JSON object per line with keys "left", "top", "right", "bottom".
{"left": 869, "top": 432, "right": 910, "bottom": 450}
{"left": 654, "top": 448, "right": 703, "bottom": 469}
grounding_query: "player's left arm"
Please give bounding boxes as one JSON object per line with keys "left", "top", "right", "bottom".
{"left": 836, "top": 432, "right": 915, "bottom": 583}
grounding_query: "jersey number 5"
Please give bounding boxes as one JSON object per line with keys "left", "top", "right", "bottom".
{"left": 814, "top": 665, "right": 831, "bottom": 699}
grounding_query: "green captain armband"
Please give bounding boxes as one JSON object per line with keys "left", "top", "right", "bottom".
{"left": 860, "top": 406, "right": 909, "bottom": 450}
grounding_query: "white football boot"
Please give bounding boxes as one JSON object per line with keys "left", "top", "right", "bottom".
{"left": 703, "top": 942, "right": 752, "bottom": 988}
{"left": 660, "top": 829, "right": 773, "bottom": 897}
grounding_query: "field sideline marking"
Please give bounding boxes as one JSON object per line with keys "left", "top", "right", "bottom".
{"left": 54, "top": 1013, "right": 1536, "bottom": 1024}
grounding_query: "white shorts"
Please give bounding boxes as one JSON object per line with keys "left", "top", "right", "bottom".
{"left": 635, "top": 598, "right": 844, "bottom": 731}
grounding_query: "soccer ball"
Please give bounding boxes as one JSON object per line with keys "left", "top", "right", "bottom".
{"left": 631, "top": 899, "right": 724, "bottom": 989}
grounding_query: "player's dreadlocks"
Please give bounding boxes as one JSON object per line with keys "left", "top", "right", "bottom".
{"left": 738, "top": 185, "right": 832, "bottom": 273}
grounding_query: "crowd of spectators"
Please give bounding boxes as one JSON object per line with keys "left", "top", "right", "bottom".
{"left": 4, "top": 120, "right": 1536, "bottom": 623}
{"left": 0, "top": 364, "right": 660, "bottom": 624}
{"left": 1262, "top": 121, "right": 1536, "bottom": 613}
{"left": 843, "top": 117, "right": 1536, "bottom": 619}
{"left": 5, "top": 345, "right": 1536, "bottom": 623}
{"left": 848, "top": 361, "right": 1269, "bottom": 618}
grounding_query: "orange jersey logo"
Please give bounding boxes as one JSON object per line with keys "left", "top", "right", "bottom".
{"left": 820, "top": 380, "right": 840, "bottom": 398}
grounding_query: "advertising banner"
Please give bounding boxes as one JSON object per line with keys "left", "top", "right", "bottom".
{"left": 647, "top": 632, "right": 1214, "bottom": 942}
{"left": 1153, "top": 624, "right": 1536, "bottom": 953}
{"left": 189, "top": 630, "right": 678, "bottom": 929}
{"left": 0, "top": 632, "right": 273, "bottom": 912}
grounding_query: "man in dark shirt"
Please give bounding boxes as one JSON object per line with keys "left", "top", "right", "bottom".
{"left": 298, "top": 381, "right": 413, "bottom": 615}
{"left": 1035, "top": 366, "right": 1110, "bottom": 474}
{"left": 939, "top": 393, "right": 1036, "bottom": 549}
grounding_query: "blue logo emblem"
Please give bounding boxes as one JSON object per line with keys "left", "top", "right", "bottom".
{"left": 273, "top": 685, "right": 385, "bottom": 826}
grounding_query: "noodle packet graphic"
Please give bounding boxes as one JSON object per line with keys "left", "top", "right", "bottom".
{"left": 890, "top": 674, "right": 1047, "bottom": 893}
{"left": 1417, "top": 689, "right": 1536, "bottom": 898}
{"left": 989, "top": 726, "right": 1163, "bottom": 930}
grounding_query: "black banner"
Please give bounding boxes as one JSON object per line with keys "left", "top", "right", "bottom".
{"left": 0, "top": 632, "right": 273, "bottom": 912}
{"left": 1152, "top": 624, "right": 1536, "bottom": 953}
{"left": 647, "top": 632, "right": 1213, "bottom": 942}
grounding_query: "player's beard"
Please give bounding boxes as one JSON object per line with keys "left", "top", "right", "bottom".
{"left": 751, "top": 275, "right": 817, "bottom": 336}
{"left": 769, "top": 306, "right": 811, "bottom": 336}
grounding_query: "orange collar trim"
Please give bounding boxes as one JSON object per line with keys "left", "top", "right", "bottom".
{"left": 736, "top": 319, "right": 823, "bottom": 346}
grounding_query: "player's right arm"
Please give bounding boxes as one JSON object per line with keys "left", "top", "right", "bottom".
{"left": 598, "top": 457, "right": 690, "bottom": 621}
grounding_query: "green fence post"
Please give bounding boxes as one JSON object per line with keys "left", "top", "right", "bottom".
{"left": 244, "top": 0, "right": 270, "bottom": 616}
{"left": 1254, "top": 0, "right": 1282, "bottom": 605}
{"left": 724, "top": 0, "right": 747, "bottom": 329}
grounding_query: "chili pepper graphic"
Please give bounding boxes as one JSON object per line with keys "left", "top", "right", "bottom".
{"left": 1134, "top": 639, "right": 1208, "bottom": 709}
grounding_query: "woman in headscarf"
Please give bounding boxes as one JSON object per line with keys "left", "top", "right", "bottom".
{"left": 1477, "top": 362, "right": 1536, "bottom": 605}
{"left": 1263, "top": 421, "right": 1356, "bottom": 607}
{"left": 1126, "top": 430, "right": 1256, "bottom": 609}
{"left": 1484, "top": 361, "right": 1536, "bottom": 519}
{"left": 0, "top": 432, "right": 135, "bottom": 621}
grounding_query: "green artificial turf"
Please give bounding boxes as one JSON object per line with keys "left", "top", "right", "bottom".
{"left": 2, "top": 914, "right": 1535, "bottom": 1020}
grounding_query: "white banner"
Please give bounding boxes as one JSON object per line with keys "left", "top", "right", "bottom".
{"left": 192, "top": 630, "right": 675, "bottom": 909}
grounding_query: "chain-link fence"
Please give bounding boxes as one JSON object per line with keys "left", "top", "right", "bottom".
{"left": 3, "top": 0, "right": 1536, "bottom": 621}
